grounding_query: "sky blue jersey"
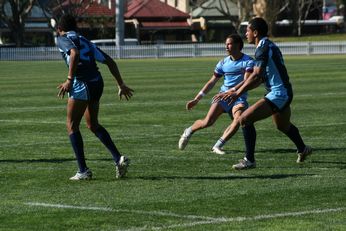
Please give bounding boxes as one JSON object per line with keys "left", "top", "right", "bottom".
{"left": 57, "top": 31, "right": 107, "bottom": 81}
{"left": 255, "top": 37, "right": 292, "bottom": 96}
{"left": 214, "top": 54, "right": 254, "bottom": 94}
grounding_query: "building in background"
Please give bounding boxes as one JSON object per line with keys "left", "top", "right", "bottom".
{"left": 125, "top": 0, "right": 191, "bottom": 44}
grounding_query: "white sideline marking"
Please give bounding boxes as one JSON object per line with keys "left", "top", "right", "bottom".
{"left": 25, "top": 202, "right": 220, "bottom": 221}
{"left": 120, "top": 207, "right": 346, "bottom": 231}
{"left": 25, "top": 202, "right": 346, "bottom": 231}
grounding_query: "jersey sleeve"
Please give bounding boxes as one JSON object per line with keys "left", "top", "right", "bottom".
{"left": 57, "top": 36, "right": 77, "bottom": 54}
{"left": 255, "top": 43, "right": 269, "bottom": 69}
{"left": 214, "top": 59, "right": 224, "bottom": 78}
{"left": 245, "top": 58, "right": 254, "bottom": 73}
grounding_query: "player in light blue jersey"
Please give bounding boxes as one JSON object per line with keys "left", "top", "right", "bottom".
{"left": 179, "top": 34, "right": 254, "bottom": 154}
{"left": 216, "top": 17, "right": 311, "bottom": 170}
{"left": 56, "top": 14, "right": 134, "bottom": 180}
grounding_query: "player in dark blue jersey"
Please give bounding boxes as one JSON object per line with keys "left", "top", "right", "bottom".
{"left": 179, "top": 34, "right": 254, "bottom": 154}
{"left": 56, "top": 14, "right": 134, "bottom": 180}
{"left": 216, "top": 17, "right": 311, "bottom": 169}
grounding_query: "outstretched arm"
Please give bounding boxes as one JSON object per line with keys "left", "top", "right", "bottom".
{"left": 104, "top": 54, "right": 134, "bottom": 100}
{"left": 186, "top": 74, "right": 220, "bottom": 110}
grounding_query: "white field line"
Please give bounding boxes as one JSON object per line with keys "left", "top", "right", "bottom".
{"left": 25, "top": 202, "right": 220, "bottom": 221}
{"left": 2, "top": 118, "right": 346, "bottom": 128}
{"left": 24, "top": 202, "right": 346, "bottom": 231}
{"left": 2, "top": 91, "right": 346, "bottom": 113}
{"left": 119, "top": 207, "right": 346, "bottom": 231}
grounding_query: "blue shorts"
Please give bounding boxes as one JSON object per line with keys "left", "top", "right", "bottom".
{"left": 215, "top": 96, "right": 248, "bottom": 115}
{"left": 69, "top": 77, "right": 104, "bottom": 101}
{"left": 264, "top": 91, "right": 292, "bottom": 112}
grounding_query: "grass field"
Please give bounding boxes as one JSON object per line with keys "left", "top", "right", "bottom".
{"left": 1, "top": 55, "right": 346, "bottom": 230}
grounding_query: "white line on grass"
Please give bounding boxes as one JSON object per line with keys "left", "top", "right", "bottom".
{"left": 119, "top": 207, "right": 346, "bottom": 231}
{"left": 25, "top": 202, "right": 346, "bottom": 231}
{"left": 3, "top": 91, "right": 346, "bottom": 113}
{"left": 25, "top": 202, "right": 221, "bottom": 221}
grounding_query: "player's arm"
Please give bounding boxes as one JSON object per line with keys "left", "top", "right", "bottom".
{"left": 96, "top": 48, "right": 134, "bottom": 100}
{"left": 228, "top": 66, "right": 264, "bottom": 101}
{"left": 186, "top": 74, "right": 220, "bottom": 110}
{"left": 57, "top": 47, "right": 79, "bottom": 98}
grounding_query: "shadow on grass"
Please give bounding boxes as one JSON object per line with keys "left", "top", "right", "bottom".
{"left": 0, "top": 158, "right": 113, "bottom": 164}
{"left": 135, "top": 173, "right": 315, "bottom": 181}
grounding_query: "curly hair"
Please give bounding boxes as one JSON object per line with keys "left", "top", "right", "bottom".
{"left": 58, "top": 14, "right": 77, "bottom": 32}
{"left": 248, "top": 17, "right": 268, "bottom": 37}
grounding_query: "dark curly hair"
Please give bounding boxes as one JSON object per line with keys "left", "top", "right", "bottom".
{"left": 58, "top": 14, "right": 77, "bottom": 32}
{"left": 248, "top": 17, "right": 268, "bottom": 37}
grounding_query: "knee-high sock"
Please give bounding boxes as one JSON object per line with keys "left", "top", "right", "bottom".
{"left": 284, "top": 124, "right": 305, "bottom": 152}
{"left": 69, "top": 131, "right": 87, "bottom": 172}
{"left": 94, "top": 126, "right": 121, "bottom": 163}
{"left": 242, "top": 124, "right": 256, "bottom": 162}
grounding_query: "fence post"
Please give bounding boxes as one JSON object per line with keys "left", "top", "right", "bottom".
{"left": 307, "top": 42, "right": 312, "bottom": 55}
{"left": 155, "top": 45, "right": 160, "bottom": 59}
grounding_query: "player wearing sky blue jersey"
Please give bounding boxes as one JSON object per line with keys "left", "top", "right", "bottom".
{"left": 216, "top": 18, "right": 311, "bottom": 169}
{"left": 179, "top": 34, "right": 254, "bottom": 154}
{"left": 56, "top": 14, "right": 134, "bottom": 180}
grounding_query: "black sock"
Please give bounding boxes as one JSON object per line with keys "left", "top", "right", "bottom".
{"left": 69, "top": 131, "right": 87, "bottom": 172}
{"left": 242, "top": 124, "right": 256, "bottom": 162}
{"left": 284, "top": 124, "right": 305, "bottom": 152}
{"left": 94, "top": 126, "right": 121, "bottom": 163}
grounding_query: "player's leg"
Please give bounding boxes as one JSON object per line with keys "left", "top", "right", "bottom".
{"left": 85, "top": 100, "right": 122, "bottom": 164}
{"left": 212, "top": 103, "right": 246, "bottom": 154}
{"left": 67, "top": 98, "right": 91, "bottom": 180}
{"left": 272, "top": 106, "right": 312, "bottom": 162}
{"left": 233, "top": 99, "right": 272, "bottom": 169}
{"left": 179, "top": 103, "right": 224, "bottom": 150}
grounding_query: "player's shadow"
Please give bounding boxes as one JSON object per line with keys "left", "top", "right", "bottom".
{"left": 0, "top": 157, "right": 116, "bottom": 164}
{"left": 136, "top": 173, "right": 315, "bottom": 181}
{"left": 0, "top": 158, "right": 76, "bottom": 163}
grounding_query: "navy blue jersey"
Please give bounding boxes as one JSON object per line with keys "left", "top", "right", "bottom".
{"left": 255, "top": 37, "right": 292, "bottom": 96}
{"left": 57, "top": 31, "right": 106, "bottom": 81}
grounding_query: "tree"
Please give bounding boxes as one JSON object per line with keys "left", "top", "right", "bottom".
{"left": 289, "top": 0, "right": 323, "bottom": 36}
{"left": 40, "top": 0, "right": 95, "bottom": 19}
{"left": 0, "top": 0, "right": 36, "bottom": 47}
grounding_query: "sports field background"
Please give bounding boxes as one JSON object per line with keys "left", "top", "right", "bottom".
{"left": 0, "top": 56, "right": 346, "bottom": 230}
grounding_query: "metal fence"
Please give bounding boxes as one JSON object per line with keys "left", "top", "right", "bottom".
{"left": 1, "top": 41, "right": 346, "bottom": 61}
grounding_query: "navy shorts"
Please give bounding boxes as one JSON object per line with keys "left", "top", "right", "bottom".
{"left": 69, "top": 77, "right": 104, "bottom": 101}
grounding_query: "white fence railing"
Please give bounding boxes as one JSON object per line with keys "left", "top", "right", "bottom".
{"left": 1, "top": 41, "right": 346, "bottom": 61}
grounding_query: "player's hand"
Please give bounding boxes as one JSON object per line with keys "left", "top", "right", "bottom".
{"left": 186, "top": 99, "right": 199, "bottom": 110}
{"left": 57, "top": 80, "right": 72, "bottom": 99}
{"left": 118, "top": 84, "right": 134, "bottom": 100}
{"left": 212, "top": 93, "right": 224, "bottom": 103}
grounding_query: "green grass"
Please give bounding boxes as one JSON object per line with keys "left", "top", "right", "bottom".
{"left": 1, "top": 56, "right": 346, "bottom": 230}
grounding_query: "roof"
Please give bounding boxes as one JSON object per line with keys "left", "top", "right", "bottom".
{"left": 125, "top": 0, "right": 190, "bottom": 19}
{"left": 192, "top": 0, "right": 238, "bottom": 18}
{"left": 84, "top": 2, "right": 114, "bottom": 17}
{"left": 141, "top": 21, "right": 190, "bottom": 30}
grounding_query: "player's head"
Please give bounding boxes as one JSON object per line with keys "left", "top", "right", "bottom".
{"left": 246, "top": 17, "right": 268, "bottom": 44}
{"left": 225, "top": 34, "right": 243, "bottom": 55}
{"left": 57, "top": 14, "right": 77, "bottom": 32}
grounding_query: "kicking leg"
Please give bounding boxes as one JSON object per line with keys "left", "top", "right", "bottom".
{"left": 272, "top": 106, "right": 311, "bottom": 162}
{"left": 179, "top": 103, "right": 224, "bottom": 150}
